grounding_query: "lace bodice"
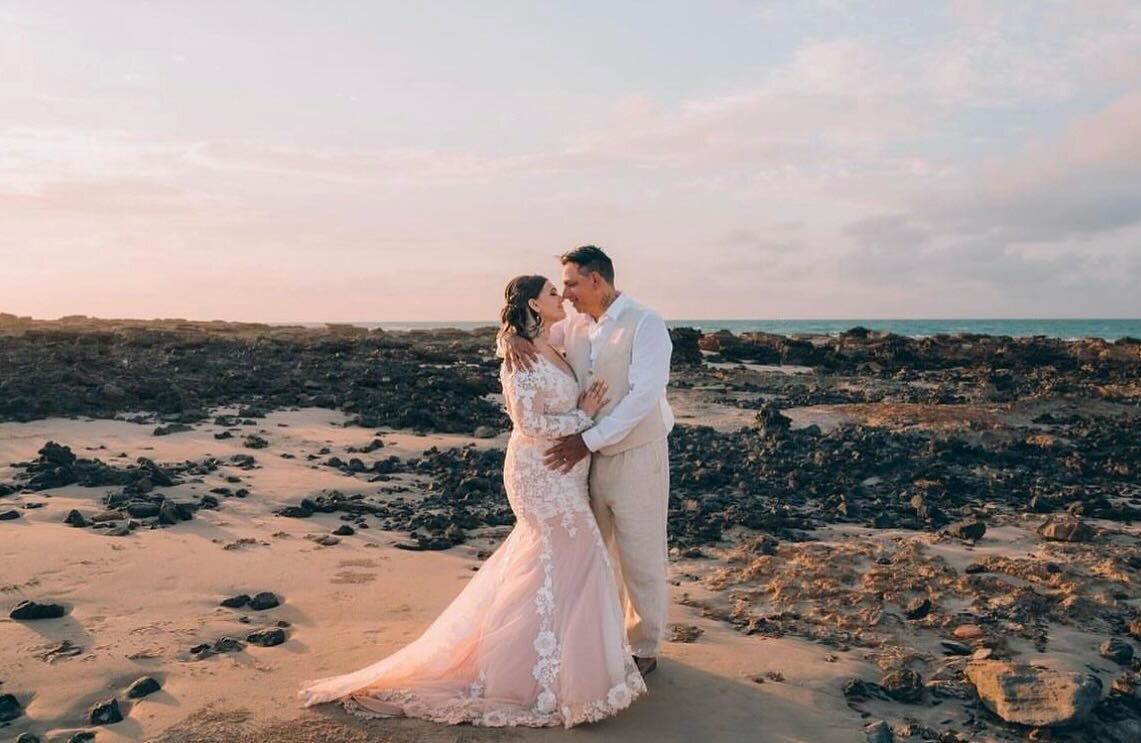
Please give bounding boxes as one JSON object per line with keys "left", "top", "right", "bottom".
{"left": 500, "top": 356, "right": 592, "bottom": 441}
{"left": 500, "top": 357, "right": 593, "bottom": 527}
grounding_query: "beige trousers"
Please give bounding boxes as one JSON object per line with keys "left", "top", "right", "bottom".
{"left": 589, "top": 438, "right": 670, "bottom": 658}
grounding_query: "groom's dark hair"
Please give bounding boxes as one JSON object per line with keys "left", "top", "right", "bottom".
{"left": 560, "top": 245, "right": 614, "bottom": 285}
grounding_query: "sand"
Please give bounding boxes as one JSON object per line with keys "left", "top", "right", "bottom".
{"left": 1, "top": 410, "right": 862, "bottom": 742}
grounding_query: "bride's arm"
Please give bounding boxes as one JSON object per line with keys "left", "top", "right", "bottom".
{"left": 502, "top": 368, "right": 593, "bottom": 439}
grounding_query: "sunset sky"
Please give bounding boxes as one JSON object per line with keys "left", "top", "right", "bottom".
{"left": 2, "top": 1, "right": 1140, "bottom": 321}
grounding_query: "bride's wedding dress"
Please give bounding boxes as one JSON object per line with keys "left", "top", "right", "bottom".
{"left": 299, "top": 356, "right": 646, "bottom": 727}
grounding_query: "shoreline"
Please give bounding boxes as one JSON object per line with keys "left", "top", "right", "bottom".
{"left": 4, "top": 313, "right": 1140, "bottom": 341}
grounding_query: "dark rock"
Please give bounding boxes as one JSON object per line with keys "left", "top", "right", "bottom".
{"left": 1129, "top": 617, "right": 1141, "bottom": 640}
{"left": 249, "top": 592, "right": 280, "bottom": 610}
{"left": 126, "top": 676, "right": 161, "bottom": 699}
{"left": 68, "top": 733, "right": 95, "bottom": 743}
{"left": 190, "top": 637, "right": 244, "bottom": 656}
{"left": 243, "top": 435, "right": 268, "bottom": 449}
{"left": 0, "top": 509, "right": 20, "bottom": 520}
{"left": 668, "top": 326, "right": 705, "bottom": 367}
{"left": 864, "top": 720, "right": 893, "bottom": 743}
{"left": 395, "top": 535, "right": 456, "bottom": 551}
{"left": 843, "top": 678, "right": 888, "bottom": 701}
{"left": 126, "top": 501, "right": 159, "bottom": 518}
{"left": 16, "top": 733, "right": 41, "bottom": 743}
{"left": 213, "top": 636, "right": 244, "bottom": 652}
{"left": 945, "top": 519, "right": 986, "bottom": 541}
{"left": 220, "top": 594, "right": 251, "bottom": 609}
{"left": 315, "top": 535, "right": 340, "bottom": 546}
{"left": 230, "top": 454, "right": 258, "bottom": 469}
{"left": 756, "top": 405, "right": 792, "bottom": 433}
{"left": 89, "top": 697, "right": 123, "bottom": 724}
{"left": 0, "top": 693, "right": 23, "bottom": 722}
{"left": 9, "top": 600, "right": 66, "bottom": 620}
{"left": 247, "top": 628, "right": 286, "bottom": 647}
{"left": 473, "top": 425, "right": 498, "bottom": 439}
{"left": 332, "top": 524, "right": 354, "bottom": 536}
{"left": 1038, "top": 516, "right": 1095, "bottom": 542}
{"left": 881, "top": 669, "right": 924, "bottom": 703}
{"left": 1100, "top": 638, "right": 1135, "bottom": 664}
{"left": 940, "top": 640, "right": 972, "bottom": 656}
{"left": 214, "top": 430, "right": 234, "bottom": 440}
{"left": 153, "top": 423, "right": 193, "bottom": 436}
{"left": 904, "top": 597, "right": 932, "bottom": 620}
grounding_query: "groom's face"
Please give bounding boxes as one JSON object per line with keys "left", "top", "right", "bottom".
{"left": 560, "top": 262, "right": 601, "bottom": 316}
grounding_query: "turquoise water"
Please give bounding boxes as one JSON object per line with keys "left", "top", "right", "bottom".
{"left": 353, "top": 319, "right": 1140, "bottom": 340}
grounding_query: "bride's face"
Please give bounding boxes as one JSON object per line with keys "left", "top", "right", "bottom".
{"left": 529, "top": 281, "right": 567, "bottom": 326}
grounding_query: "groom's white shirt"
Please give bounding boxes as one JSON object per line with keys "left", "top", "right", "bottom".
{"left": 552, "top": 293, "right": 674, "bottom": 452}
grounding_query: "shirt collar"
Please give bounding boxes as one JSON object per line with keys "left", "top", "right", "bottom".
{"left": 598, "top": 292, "right": 630, "bottom": 323}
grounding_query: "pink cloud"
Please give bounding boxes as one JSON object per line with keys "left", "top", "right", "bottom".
{"left": 0, "top": 178, "right": 189, "bottom": 214}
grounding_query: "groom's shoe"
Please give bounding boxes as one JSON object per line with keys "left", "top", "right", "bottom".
{"left": 633, "top": 656, "right": 657, "bottom": 677}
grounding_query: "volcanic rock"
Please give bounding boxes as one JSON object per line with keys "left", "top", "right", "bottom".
{"left": 247, "top": 628, "right": 286, "bottom": 647}
{"left": 944, "top": 518, "right": 986, "bottom": 541}
{"left": 1100, "top": 638, "right": 1135, "bottom": 664}
{"left": 127, "top": 676, "right": 161, "bottom": 699}
{"left": 880, "top": 669, "right": 924, "bottom": 703}
{"left": 904, "top": 597, "right": 932, "bottom": 620}
{"left": 9, "top": 600, "right": 66, "bottom": 620}
{"left": 89, "top": 698, "right": 123, "bottom": 724}
{"left": 1037, "top": 516, "right": 1095, "bottom": 542}
{"left": 221, "top": 594, "right": 251, "bottom": 609}
{"left": 0, "top": 693, "right": 23, "bottom": 721}
{"left": 249, "top": 592, "right": 280, "bottom": 610}
{"left": 864, "top": 720, "right": 893, "bottom": 743}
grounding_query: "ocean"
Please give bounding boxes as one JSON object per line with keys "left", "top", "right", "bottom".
{"left": 349, "top": 319, "right": 1141, "bottom": 341}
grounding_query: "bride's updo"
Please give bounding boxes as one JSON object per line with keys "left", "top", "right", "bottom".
{"left": 500, "top": 275, "right": 548, "bottom": 342}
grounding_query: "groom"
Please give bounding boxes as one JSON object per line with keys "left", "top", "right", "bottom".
{"left": 507, "top": 245, "right": 673, "bottom": 678}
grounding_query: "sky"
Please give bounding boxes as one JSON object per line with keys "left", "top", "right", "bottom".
{"left": 2, "top": 0, "right": 1140, "bottom": 322}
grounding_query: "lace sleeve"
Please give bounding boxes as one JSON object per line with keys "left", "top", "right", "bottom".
{"left": 502, "top": 368, "right": 593, "bottom": 439}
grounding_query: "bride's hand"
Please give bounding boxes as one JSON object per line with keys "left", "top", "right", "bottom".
{"left": 578, "top": 380, "right": 609, "bottom": 418}
{"left": 500, "top": 331, "right": 539, "bottom": 372}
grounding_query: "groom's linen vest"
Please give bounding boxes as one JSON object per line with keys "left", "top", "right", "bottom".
{"left": 565, "top": 300, "right": 671, "bottom": 457}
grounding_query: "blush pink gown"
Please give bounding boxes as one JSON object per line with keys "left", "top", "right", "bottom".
{"left": 299, "top": 356, "right": 646, "bottom": 727}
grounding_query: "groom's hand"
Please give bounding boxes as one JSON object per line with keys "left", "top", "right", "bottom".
{"left": 544, "top": 434, "right": 589, "bottom": 473}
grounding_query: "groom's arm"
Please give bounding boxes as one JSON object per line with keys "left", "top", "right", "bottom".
{"left": 580, "top": 312, "right": 672, "bottom": 452}
{"left": 548, "top": 317, "right": 567, "bottom": 348}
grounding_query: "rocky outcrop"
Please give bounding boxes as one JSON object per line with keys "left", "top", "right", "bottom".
{"left": 965, "top": 660, "right": 1102, "bottom": 727}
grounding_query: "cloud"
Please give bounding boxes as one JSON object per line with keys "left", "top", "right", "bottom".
{"left": 836, "top": 84, "right": 1141, "bottom": 303}
{"left": 189, "top": 141, "right": 508, "bottom": 186}
{"left": 0, "top": 178, "right": 191, "bottom": 214}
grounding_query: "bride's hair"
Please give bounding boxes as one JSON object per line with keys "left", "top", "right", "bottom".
{"left": 500, "top": 275, "right": 548, "bottom": 342}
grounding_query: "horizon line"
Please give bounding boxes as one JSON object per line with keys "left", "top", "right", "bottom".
{"left": 5, "top": 313, "right": 1140, "bottom": 324}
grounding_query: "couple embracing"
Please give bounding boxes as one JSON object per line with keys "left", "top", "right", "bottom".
{"left": 300, "top": 245, "right": 674, "bottom": 728}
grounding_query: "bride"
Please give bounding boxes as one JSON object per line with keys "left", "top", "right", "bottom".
{"left": 299, "top": 274, "right": 647, "bottom": 727}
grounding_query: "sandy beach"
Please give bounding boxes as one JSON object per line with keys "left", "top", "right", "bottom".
{"left": 1, "top": 410, "right": 859, "bottom": 742}
{"left": 1, "top": 320, "right": 1139, "bottom": 742}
